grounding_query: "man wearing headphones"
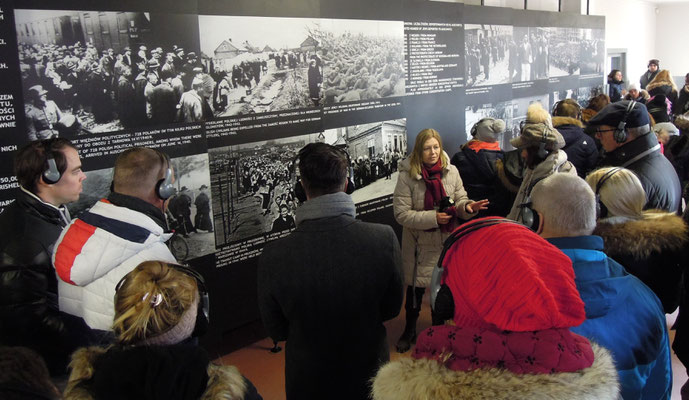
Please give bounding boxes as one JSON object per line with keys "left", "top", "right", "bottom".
{"left": 551, "top": 98, "right": 599, "bottom": 178}
{"left": 257, "top": 142, "right": 403, "bottom": 400}
{"left": 588, "top": 100, "right": 681, "bottom": 212}
{"left": 530, "top": 173, "right": 672, "bottom": 400}
{"left": 53, "top": 147, "right": 177, "bottom": 331}
{"left": 0, "top": 138, "right": 93, "bottom": 378}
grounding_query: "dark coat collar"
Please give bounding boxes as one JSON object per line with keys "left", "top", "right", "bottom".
{"left": 602, "top": 132, "right": 657, "bottom": 165}
{"left": 17, "top": 187, "right": 70, "bottom": 227}
{"left": 107, "top": 192, "right": 167, "bottom": 230}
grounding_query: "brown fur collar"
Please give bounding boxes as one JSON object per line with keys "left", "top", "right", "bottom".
{"left": 372, "top": 342, "right": 619, "bottom": 400}
{"left": 552, "top": 116, "right": 584, "bottom": 128}
{"left": 647, "top": 78, "right": 678, "bottom": 93}
{"left": 593, "top": 211, "right": 688, "bottom": 259}
{"left": 64, "top": 346, "right": 248, "bottom": 400}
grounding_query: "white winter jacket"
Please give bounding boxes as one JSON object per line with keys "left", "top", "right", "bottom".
{"left": 52, "top": 199, "right": 176, "bottom": 330}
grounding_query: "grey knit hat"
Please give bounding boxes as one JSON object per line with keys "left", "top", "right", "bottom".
{"left": 471, "top": 118, "right": 506, "bottom": 143}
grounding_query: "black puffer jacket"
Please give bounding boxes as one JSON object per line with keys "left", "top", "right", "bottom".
{"left": 599, "top": 132, "right": 682, "bottom": 213}
{"left": 450, "top": 143, "right": 512, "bottom": 218}
{"left": 0, "top": 188, "right": 94, "bottom": 376}
{"left": 553, "top": 117, "right": 599, "bottom": 178}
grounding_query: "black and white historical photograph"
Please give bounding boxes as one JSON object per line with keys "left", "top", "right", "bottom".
{"left": 326, "top": 118, "right": 407, "bottom": 204}
{"left": 198, "top": 16, "right": 404, "bottom": 117}
{"left": 546, "top": 27, "right": 582, "bottom": 78}
{"left": 465, "top": 24, "right": 513, "bottom": 87}
{"left": 507, "top": 94, "right": 549, "bottom": 150}
{"left": 511, "top": 26, "right": 550, "bottom": 82}
{"left": 208, "top": 118, "right": 406, "bottom": 246}
{"left": 464, "top": 101, "right": 514, "bottom": 149}
{"left": 579, "top": 28, "right": 605, "bottom": 76}
{"left": 14, "top": 9, "right": 210, "bottom": 138}
{"left": 64, "top": 153, "right": 214, "bottom": 261}
{"left": 550, "top": 88, "right": 578, "bottom": 109}
{"left": 576, "top": 85, "right": 605, "bottom": 108}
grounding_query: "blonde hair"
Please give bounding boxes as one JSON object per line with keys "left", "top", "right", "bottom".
{"left": 409, "top": 128, "right": 447, "bottom": 177}
{"left": 585, "top": 167, "right": 646, "bottom": 219}
{"left": 649, "top": 69, "right": 678, "bottom": 92}
{"left": 113, "top": 261, "right": 198, "bottom": 344}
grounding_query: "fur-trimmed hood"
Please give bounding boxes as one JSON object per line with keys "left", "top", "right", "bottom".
{"left": 675, "top": 114, "right": 689, "bottom": 132}
{"left": 64, "top": 346, "right": 250, "bottom": 400}
{"left": 626, "top": 89, "right": 650, "bottom": 102}
{"left": 372, "top": 342, "right": 619, "bottom": 400}
{"left": 647, "top": 77, "right": 678, "bottom": 95}
{"left": 594, "top": 211, "right": 688, "bottom": 259}
{"left": 552, "top": 116, "right": 584, "bottom": 128}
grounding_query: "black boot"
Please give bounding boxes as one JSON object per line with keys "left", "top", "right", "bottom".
{"left": 396, "top": 286, "right": 425, "bottom": 353}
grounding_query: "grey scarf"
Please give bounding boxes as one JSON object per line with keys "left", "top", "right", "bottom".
{"left": 295, "top": 192, "right": 356, "bottom": 226}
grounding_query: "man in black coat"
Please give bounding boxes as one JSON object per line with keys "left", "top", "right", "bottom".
{"left": 589, "top": 100, "right": 682, "bottom": 213}
{"left": 0, "top": 138, "right": 94, "bottom": 377}
{"left": 258, "top": 143, "right": 403, "bottom": 400}
{"left": 640, "top": 59, "right": 660, "bottom": 90}
{"left": 552, "top": 99, "right": 599, "bottom": 178}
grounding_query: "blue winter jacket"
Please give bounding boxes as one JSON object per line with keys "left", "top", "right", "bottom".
{"left": 547, "top": 235, "right": 672, "bottom": 400}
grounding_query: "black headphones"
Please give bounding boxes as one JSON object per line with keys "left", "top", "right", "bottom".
{"left": 614, "top": 100, "right": 637, "bottom": 143}
{"left": 430, "top": 217, "right": 524, "bottom": 311}
{"left": 115, "top": 263, "right": 209, "bottom": 338}
{"left": 551, "top": 98, "right": 582, "bottom": 120}
{"left": 42, "top": 140, "right": 61, "bottom": 184}
{"left": 291, "top": 143, "right": 355, "bottom": 203}
{"left": 595, "top": 167, "right": 623, "bottom": 219}
{"left": 155, "top": 151, "right": 177, "bottom": 200}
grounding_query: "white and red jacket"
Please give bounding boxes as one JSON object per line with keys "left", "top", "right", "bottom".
{"left": 52, "top": 199, "right": 176, "bottom": 330}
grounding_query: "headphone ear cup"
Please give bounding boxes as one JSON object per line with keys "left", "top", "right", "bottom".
{"left": 43, "top": 154, "right": 61, "bottom": 185}
{"left": 156, "top": 169, "right": 176, "bottom": 200}
{"left": 521, "top": 204, "right": 540, "bottom": 232}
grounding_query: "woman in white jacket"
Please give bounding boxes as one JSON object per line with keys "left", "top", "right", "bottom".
{"left": 392, "top": 128, "right": 488, "bottom": 352}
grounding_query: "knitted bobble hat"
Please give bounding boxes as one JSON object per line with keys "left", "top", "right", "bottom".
{"left": 472, "top": 118, "right": 506, "bottom": 143}
{"left": 442, "top": 218, "right": 586, "bottom": 332}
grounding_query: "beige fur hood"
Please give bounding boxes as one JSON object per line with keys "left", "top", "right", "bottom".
{"left": 372, "top": 342, "right": 619, "bottom": 400}
{"left": 646, "top": 76, "right": 678, "bottom": 94}
{"left": 594, "top": 211, "right": 688, "bottom": 259}
{"left": 552, "top": 116, "right": 584, "bottom": 128}
{"left": 64, "top": 346, "right": 249, "bottom": 400}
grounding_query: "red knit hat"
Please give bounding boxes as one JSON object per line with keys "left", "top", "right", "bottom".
{"left": 442, "top": 218, "right": 585, "bottom": 332}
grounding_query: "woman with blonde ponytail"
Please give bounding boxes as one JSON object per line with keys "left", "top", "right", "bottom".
{"left": 64, "top": 261, "right": 263, "bottom": 400}
{"left": 586, "top": 167, "right": 687, "bottom": 313}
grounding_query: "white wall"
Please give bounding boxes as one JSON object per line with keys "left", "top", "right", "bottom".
{"left": 589, "top": 0, "right": 658, "bottom": 86}
{"left": 655, "top": 2, "right": 689, "bottom": 79}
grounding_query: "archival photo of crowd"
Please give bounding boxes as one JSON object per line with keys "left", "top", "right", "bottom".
{"left": 208, "top": 134, "right": 311, "bottom": 246}
{"left": 198, "top": 16, "right": 404, "bottom": 118}
{"left": 63, "top": 153, "right": 215, "bottom": 261}
{"left": 324, "top": 118, "right": 407, "bottom": 204}
{"left": 198, "top": 15, "right": 325, "bottom": 117}
{"left": 318, "top": 18, "right": 405, "bottom": 104}
{"left": 464, "top": 24, "right": 513, "bottom": 87}
{"left": 464, "top": 101, "right": 515, "bottom": 149}
{"left": 579, "top": 28, "right": 605, "bottom": 76}
{"left": 14, "top": 9, "right": 211, "bottom": 139}
{"left": 577, "top": 85, "right": 605, "bottom": 108}
{"left": 546, "top": 27, "right": 582, "bottom": 78}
